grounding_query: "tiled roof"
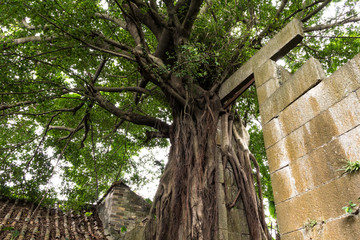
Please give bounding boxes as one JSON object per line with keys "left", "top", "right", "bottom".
{"left": 0, "top": 196, "right": 107, "bottom": 240}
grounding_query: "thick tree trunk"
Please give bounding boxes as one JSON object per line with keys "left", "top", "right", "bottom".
{"left": 144, "top": 95, "right": 270, "bottom": 240}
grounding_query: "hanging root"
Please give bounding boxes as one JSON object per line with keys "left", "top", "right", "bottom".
{"left": 144, "top": 101, "right": 270, "bottom": 240}
{"left": 145, "top": 102, "right": 220, "bottom": 240}
{"left": 221, "top": 112, "right": 271, "bottom": 240}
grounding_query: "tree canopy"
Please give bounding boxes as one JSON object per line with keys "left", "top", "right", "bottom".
{"left": 1, "top": 0, "right": 359, "bottom": 214}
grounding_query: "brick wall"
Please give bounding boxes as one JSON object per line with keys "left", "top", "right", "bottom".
{"left": 255, "top": 53, "right": 360, "bottom": 239}
{"left": 97, "top": 181, "right": 150, "bottom": 240}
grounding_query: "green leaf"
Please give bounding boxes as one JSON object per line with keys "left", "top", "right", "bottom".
{"left": 120, "top": 226, "right": 127, "bottom": 233}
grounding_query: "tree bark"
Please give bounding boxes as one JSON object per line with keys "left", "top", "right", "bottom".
{"left": 144, "top": 91, "right": 271, "bottom": 240}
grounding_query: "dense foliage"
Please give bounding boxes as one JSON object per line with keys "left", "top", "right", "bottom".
{"left": 1, "top": 0, "right": 359, "bottom": 222}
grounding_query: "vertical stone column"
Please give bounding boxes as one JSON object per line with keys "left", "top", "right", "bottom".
{"left": 254, "top": 53, "right": 360, "bottom": 239}
{"left": 215, "top": 121, "right": 251, "bottom": 240}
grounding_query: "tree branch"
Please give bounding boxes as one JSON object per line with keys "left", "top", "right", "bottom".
{"left": 94, "top": 13, "right": 127, "bottom": 29}
{"left": 304, "top": 16, "right": 360, "bottom": 32}
{"left": 26, "top": 113, "right": 60, "bottom": 168}
{"left": 80, "top": 40, "right": 136, "bottom": 62}
{"left": 302, "top": 0, "right": 332, "bottom": 23}
{"left": 92, "top": 32, "right": 133, "bottom": 52}
{"left": 127, "top": 1, "right": 164, "bottom": 40}
{"left": 1, "top": 102, "right": 85, "bottom": 117}
{"left": 49, "top": 126, "right": 78, "bottom": 132}
{"left": 91, "top": 58, "right": 107, "bottom": 84}
{"left": 95, "top": 86, "right": 151, "bottom": 94}
{"left": 92, "top": 91, "right": 170, "bottom": 135}
{"left": 21, "top": 19, "right": 36, "bottom": 30}
{"left": 145, "top": 130, "right": 169, "bottom": 141}
{"left": 0, "top": 138, "right": 36, "bottom": 151}
{"left": 31, "top": 11, "right": 136, "bottom": 62}
{"left": 180, "top": 0, "right": 204, "bottom": 40}
{"left": 284, "top": 0, "right": 324, "bottom": 22}
{"left": 58, "top": 124, "right": 85, "bottom": 141}
{"left": 0, "top": 101, "right": 37, "bottom": 111}
{"left": 3, "top": 36, "right": 54, "bottom": 46}
{"left": 275, "top": 0, "right": 288, "bottom": 19}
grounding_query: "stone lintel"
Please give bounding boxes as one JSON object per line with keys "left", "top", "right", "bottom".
{"left": 219, "top": 18, "right": 304, "bottom": 104}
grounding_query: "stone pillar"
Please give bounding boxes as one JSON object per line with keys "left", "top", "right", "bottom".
{"left": 254, "top": 53, "right": 360, "bottom": 239}
{"left": 215, "top": 121, "right": 251, "bottom": 240}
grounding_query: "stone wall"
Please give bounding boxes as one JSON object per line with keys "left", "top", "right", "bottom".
{"left": 255, "top": 53, "right": 360, "bottom": 239}
{"left": 97, "top": 181, "right": 150, "bottom": 240}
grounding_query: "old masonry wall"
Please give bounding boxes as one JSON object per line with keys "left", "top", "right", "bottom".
{"left": 97, "top": 181, "right": 150, "bottom": 240}
{"left": 255, "top": 53, "right": 360, "bottom": 239}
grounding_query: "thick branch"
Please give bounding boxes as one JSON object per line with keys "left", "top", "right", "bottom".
{"left": 275, "top": 0, "right": 288, "bottom": 19}
{"left": 93, "top": 91, "right": 170, "bottom": 135}
{"left": 284, "top": 0, "right": 324, "bottom": 22}
{"left": 145, "top": 130, "right": 169, "bottom": 141}
{"left": 128, "top": 1, "right": 163, "bottom": 40}
{"left": 95, "top": 86, "right": 151, "bottom": 94}
{"left": 4, "top": 36, "right": 54, "bottom": 45}
{"left": 49, "top": 126, "right": 79, "bottom": 132}
{"left": 92, "top": 32, "right": 133, "bottom": 52}
{"left": 0, "top": 101, "right": 36, "bottom": 111}
{"left": 304, "top": 16, "right": 360, "bottom": 32}
{"left": 21, "top": 19, "right": 36, "bottom": 30}
{"left": 180, "top": 0, "right": 204, "bottom": 39}
{"left": 302, "top": 0, "right": 332, "bottom": 23}
{"left": 94, "top": 13, "right": 127, "bottom": 29}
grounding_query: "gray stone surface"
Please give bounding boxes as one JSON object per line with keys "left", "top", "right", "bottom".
{"left": 98, "top": 182, "right": 150, "bottom": 240}
{"left": 259, "top": 57, "right": 325, "bottom": 125}
{"left": 219, "top": 18, "right": 304, "bottom": 103}
{"left": 257, "top": 50, "right": 360, "bottom": 239}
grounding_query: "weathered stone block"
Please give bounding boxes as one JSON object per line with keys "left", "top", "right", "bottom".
{"left": 275, "top": 107, "right": 342, "bottom": 165}
{"left": 328, "top": 92, "right": 360, "bottom": 134}
{"left": 281, "top": 229, "right": 303, "bottom": 240}
{"left": 270, "top": 166, "right": 297, "bottom": 203}
{"left": 301, "top": 109, "right": 339, "bottom": 152}
{"left": 312, "top": 214, "right": 360, "bottom": 240}
{"left": 312, "top": 61, "right": 360, "bottom": 113}
{"left": 266, "top": 138, "right": 290, "bottom": 173}
{"left": 227, "top": 208, "right": 249, "bottom": 234}
{"left": 124, "top": 225, "right": 145, "bottom": 240}
{"left": 260, "top": 57, "right": 325, "bottom": 124}
{"left": 262, "top": 117, "right": 284, "bottom": 148}
{"left": 338, "top": 124, "right": 360, "bottom": 161}
{"left": 276, "top": 174, "right": 360, "bottom": 234}
{"left": 283, "top": 126, "right": 307, "bottom": 162}
{"left": 290, "top": 138, "right": 347, "bottom": 194}
{"left": 254, "top": 59, "right": 278, "bottom": 87}
{"left": 256, "top": 65, "right": 291, "bottom": 106}
{"left": 282, "top": 213, "right": 360, "bottom": 240}
{"left": 279, "top": 81, "right": 360, "bottom": 137}
{"left": 228, "top": 232, "right": 251, "bottom": 240}
{"left": 278, "top": 94, "right": 320, "bottom": 136}
{"left": 219, "top": 18, "right": 303, "bottom": 102}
